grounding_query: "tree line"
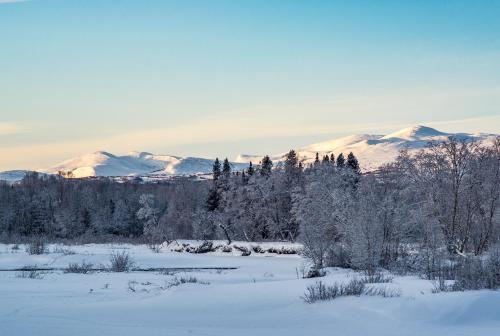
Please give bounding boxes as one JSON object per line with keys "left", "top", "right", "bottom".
{"left": 1, "top": 137, "right": 499, "bottom": 277}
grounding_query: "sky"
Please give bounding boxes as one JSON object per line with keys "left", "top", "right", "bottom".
{"left": 1, "top": 0, "right": 499, "bottom": 171}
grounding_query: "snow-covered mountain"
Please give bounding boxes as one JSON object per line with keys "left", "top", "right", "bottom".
{"left": 44, "top": 151, "right": 248, "bottom": 178}
{"left": 235, "top": 125, "right": 498, "bottom": 171}
{"left": 1, "top": 125, "right": 497, "bottom": 182}
{"left": 0, "top": 170, "right": 50, "bottom": 184}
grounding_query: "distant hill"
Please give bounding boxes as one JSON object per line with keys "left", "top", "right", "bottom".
{"left": 1, "top": 125, "right": 497, "bottom": 182}
{"left": 235, "top": 125, "right": 498, "bottom": 171}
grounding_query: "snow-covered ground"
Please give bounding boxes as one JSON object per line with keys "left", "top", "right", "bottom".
{"left": 1, "top": 242, "right": 499, "bottom": 336}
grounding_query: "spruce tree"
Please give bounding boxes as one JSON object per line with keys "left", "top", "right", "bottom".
{"left": 260, "top": 155, "right": 273, "bottom": 177}
{"left": 322, "top": 155, "right": 329, "bottom": 163}
{"left": 314, "top": 152, "right": 320, "bottom": 165}
{"left": 212, "top": 158, "right": 221, "bottom": 181}
{"left": 247, "top": 161, "right": 255, "bottom": 176}
{"left": 284, "top": 150, "right": 300, "bottom": 183}
{"left": 285, "top": 150, "right": 298, "bottom": 170}
{"left": 336, "top": 153, "right": 345, "bottom": 168}
{"left": 241, "top": 171, "right": 248, "bottom": 184}
{"left": 205, "top": 187, "right": 220, "bottom": 211}
{"left": 330, "top": 153, "right": 335, "bottom": 164}
{"left": 82, "top": 208, "right": 91, "bottom": 231}
{"left": 347, "top": 152, "right": 361, "bottom": 174}
{"left": 222, "top": 158, "right": 231, "bottom": 178}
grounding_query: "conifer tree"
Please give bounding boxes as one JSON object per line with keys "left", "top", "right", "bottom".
{"left": 206, "top": 187, "right": 220, "bottom": 212}
{"left": 322, "top": 155, "right": 330, "bottom": 163}
{"left": 212, "top": 158, "right": 221, "bottom": 181}
{"left": 222, "top": 158, "right": 231, "bottom": 178}
{"left": 247, "top": 161, "right": 255, "bottom": 176}
{"left": 241, "top": 171, "right": 248, "bottom": 184}
{"left": 336, "top": 153, "right": 345, "bottom": 168}
{"left": 330, "top": 153, "right": 335, "bottom": 164}
{"left": 347, "top": 152, "right": 361, "bottom": 174}
{"left": 314, "top": 152, "right": 320, "bottom": 165}
{"left": 260, "top": 155, "right": 273, "bottom": 177}
{"left": 285, "top": 150, "right": 298, "bottom": 171}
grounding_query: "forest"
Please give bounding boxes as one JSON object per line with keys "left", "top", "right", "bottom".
{"left": 1, "top": 137, "right": 499, "bottom": 287}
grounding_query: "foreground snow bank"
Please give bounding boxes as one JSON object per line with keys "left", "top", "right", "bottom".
{"left": 0, "top": 243, "right": 499, "bottom": 336}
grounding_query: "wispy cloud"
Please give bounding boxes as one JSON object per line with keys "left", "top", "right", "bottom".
{"left": 0, "top": 122, "right": 26, "bottom": 136}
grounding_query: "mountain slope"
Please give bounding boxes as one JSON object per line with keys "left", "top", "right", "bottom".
{"left": 45, "top": 151, "right": 248, "bottom": 178}
{"left": 235, "top": 125, "right": 498, "bottom": 171}
{"left": 1, "top": 125, "right": 497, "bottom": 182}
{"left": 0, "top": 170, "right": 50, "bottom": 184}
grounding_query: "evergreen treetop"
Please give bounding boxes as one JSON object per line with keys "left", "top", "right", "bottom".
{"left": 347, "top": 152, "right": 361, "bottom": 174}
{"left": 212, "top": 158, "right": 221, "bottom": 181}
{"left": 260, "top": 155, "right": 273, "bottom": 177}
{"left": 336, "top": 153, "right": 345, "bottom": 168}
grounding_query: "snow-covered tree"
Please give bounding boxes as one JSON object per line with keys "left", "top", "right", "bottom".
{"left": 137, "top": 194, "right": 163, "bottom": 243}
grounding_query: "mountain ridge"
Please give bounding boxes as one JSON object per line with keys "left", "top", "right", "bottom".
{"left": 1, "top": 125, "right": 497, "bottom": 182}
{"left": 234, "top": 125, "right": 498, "bottom": 171}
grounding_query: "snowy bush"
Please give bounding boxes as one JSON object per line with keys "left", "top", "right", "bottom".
{"left": 431, "top": 249, "right": 500, "bottom": 292}
{"left": 65, "top": 261, "right": 94, "bottom": 274}
{"left": 233, "top": 245, "right": 251, "bottom": 256}
{"left": 221, "top": 245, "right": 232, "bottom": 253}
{"left": 363, "top": 286, "right": 401, "bottom": 298}
{"left": 452, "top": 252, "right": 500, "bottom": 291}
{"left": 303, "top": 268, "right": 326, "bottom": 279}
{"left": 251, "top": 245, "right": 264, "bottom": 253}
{"left": 109, "top": 251, "right": 135, "bottom": 272}
{"left": 26, "top": 237, "right": 47, "bottom": 255}
{"left": 361, "top": 271, "right": 393, "bottom": 284}
{"left": 164, "top": 275, "right": 209, "bottom": 289}
{"left": 148, "top": 244, "right": 161, "bottom": 253}
{"left": 302, "top": 279, "right": 365, "bottom": 303}
{"left": 194, "top": 241, "right": 215, "bottom": 253}
{"left": 52, "top": 246, "right": 76, "bottom": 255}
{"left": 302, "top": 277, "right": 401, "bottom": 303}
{"left": 16, "top": 265, "right": 44, "bottom": 279}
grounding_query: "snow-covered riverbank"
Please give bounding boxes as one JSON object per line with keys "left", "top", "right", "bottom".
{"left": 1, "top": 243, "right": 499, "bottom": 336}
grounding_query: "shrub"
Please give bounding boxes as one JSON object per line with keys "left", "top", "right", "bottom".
{"left": 431, "top": 250, "right": 500, "bottom": 292}
{"left": 432, "top": 276, "right": 450, "bottom": 293}
{"left": 26, "top": 237, "right": 47, "bottom": 255}
{"left": 363, "top": 286, "right": 401, "bottom": 297}
{"left": 16, "top": 265, "right": 44, "bottom": 279}
{"left": 52, "top": 246, "right": 76, "bottom": 255}
{"left": 303, "top": 268, "right": 326, "bottom": 279}
{"left": 361, "top": 271, "right": 394, "bottom": 284}
{"left": 267, "top": 246, "right": 300, "bottom": 255}
{"left": 109, "top": 251, "right": 135, "bottom": 272}
{"left": 233, "top": 245, "right": 251, "bottom": 256}
{"left": 302, "top": 278, "right": 401, "bottom": 303}
{"left": 452, "top": 253, "right": 500, "bottom": 291}
{"left": 302, "top": 279, "right": 364, "bottom": 303}
{"left": 148, "top": 244, "right": 161, "bottom": 253}
{"left": 194, "top": 241, "right": 215, "bottom": 254}
{"left": 221, "top": 245, "right": 232, "bottom": 253}
{"left": 324, "top": 245, "right": 351, "bottom": 268}
{"left": 164, "top": 275, "right": 209, "bottom": 289}
{"left": 65, "top": 261, "right": 94, "bottom": 274}
{"left": 251, "top": 245, "right": 264, "bottom": 253}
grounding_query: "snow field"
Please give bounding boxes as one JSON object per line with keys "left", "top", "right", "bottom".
{"left": 1, "top": 243, "right": 499, "bottom": 336}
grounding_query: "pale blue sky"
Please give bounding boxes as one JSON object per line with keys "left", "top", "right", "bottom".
{"left": 1, "top": 0, "right": 499, "bottom": 170}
